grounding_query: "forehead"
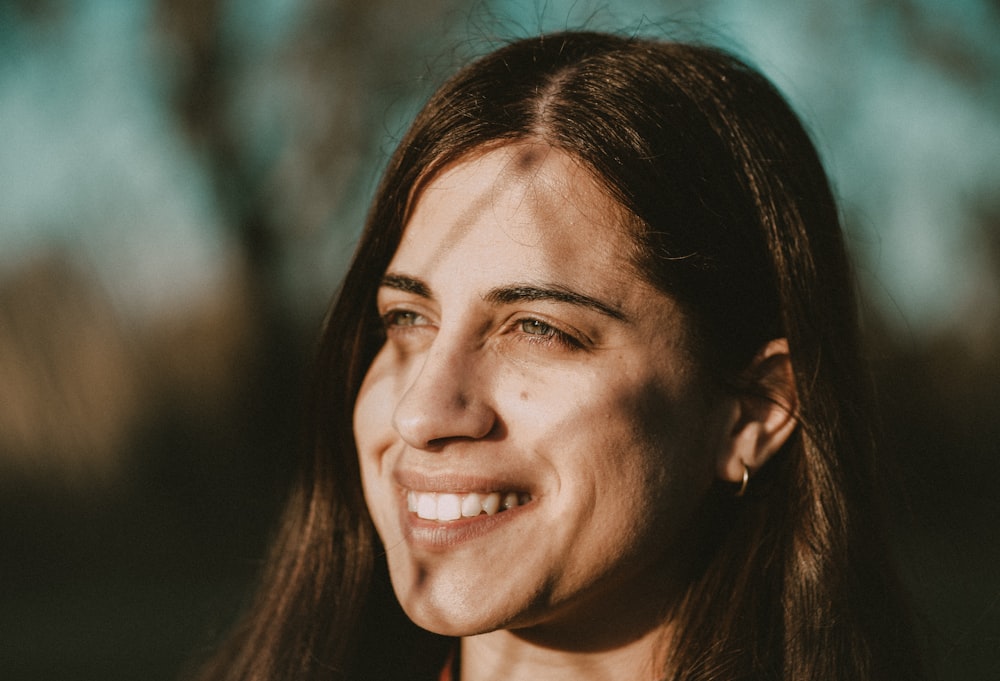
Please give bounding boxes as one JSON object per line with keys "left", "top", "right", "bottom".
{"left": 392, "top": 143, "right": 637, "bottom": 286}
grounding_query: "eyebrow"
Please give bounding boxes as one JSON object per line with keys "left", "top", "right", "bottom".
{"left": 381, "top": 273, "right": 431, "bottom": 297}
{"left": 380, "top": 273, "right": 627, "bottom": 322}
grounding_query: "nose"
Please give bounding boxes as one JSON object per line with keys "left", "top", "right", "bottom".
{"left": 392, "top": 338, "right": 497, "bottom": 449}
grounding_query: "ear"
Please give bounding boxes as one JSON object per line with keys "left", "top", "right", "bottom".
{"left": 716, "top": 338, "right": 799, "bottom": 485}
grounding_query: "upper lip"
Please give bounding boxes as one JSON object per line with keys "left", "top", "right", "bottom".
{"left": 393, "top": 469, "right": 534, "bottom": 495}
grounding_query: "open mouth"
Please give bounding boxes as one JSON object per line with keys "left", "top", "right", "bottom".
{"left": 406, "top": 490, "right": 532, "bottom": 522}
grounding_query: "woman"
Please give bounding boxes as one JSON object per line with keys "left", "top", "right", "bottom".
{"left": 197, "top": 31, "right": 925, "bottom": 681}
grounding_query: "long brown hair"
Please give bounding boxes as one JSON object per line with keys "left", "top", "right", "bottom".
{"left": 196, "top": 31, "right": 924, "bottom": 681}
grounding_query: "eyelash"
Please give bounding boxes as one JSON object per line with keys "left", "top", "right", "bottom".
{"left": 516, "top": 318, "right": 583, "bottom": 350}
{"left": 381, "top": 309, "right": 427, "bottom": 330}
{"left": 379, "top": 308, "right": 583, "bottom": 351}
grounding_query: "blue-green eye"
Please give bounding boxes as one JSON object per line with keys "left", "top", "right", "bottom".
{"left": 520, "top": 319, "right": 554, "bottom": 336}
{"left": 382, "top": 309, "right": 425, "bottom": 328}
{"left": 518, "top": 318, "right": 582, "bottom": 349}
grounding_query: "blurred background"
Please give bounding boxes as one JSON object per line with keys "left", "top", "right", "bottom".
{"left": 1, "top": 0, "right": 997, "bottom": 678}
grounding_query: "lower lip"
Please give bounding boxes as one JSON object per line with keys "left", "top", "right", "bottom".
{"left": 399, "top": 497, "right": 535, "bottom": 550}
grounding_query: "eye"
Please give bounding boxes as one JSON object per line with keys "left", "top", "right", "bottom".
{"left": 517, "top": 318, "right": 583, "bottom": 350}
{"left": 381, "top": 309, "right": 429, "bottom": 329}
{"left": 520, "top": 319, "right": 553, "bottom": 335}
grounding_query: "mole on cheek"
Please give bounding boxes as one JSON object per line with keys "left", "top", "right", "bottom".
{"left": 520, "top": 390, "right": 529, "bottom": 400}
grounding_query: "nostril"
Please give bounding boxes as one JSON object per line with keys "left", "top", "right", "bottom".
{"left": 393, "top": 389, "right": 498, "bottom": 449}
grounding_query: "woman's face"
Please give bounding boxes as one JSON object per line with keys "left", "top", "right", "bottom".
{"left": 353, "top": 142, "right": 728, "bottom": 639}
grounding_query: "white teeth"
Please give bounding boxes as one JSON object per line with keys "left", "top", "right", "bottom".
{"left": 436, "top": 493, "right": 462, "bottom": 521}
{"left": 481, "top": 492, "right": 501, "bottom": 516}
{"left": 408, "top": 490, "right": 524, "bottom": 521}
{"left": 461, "top": 493, "right": 482, "bottom": 517}
{"left": 417, "top": 494, "right": 437, "bottom": 520}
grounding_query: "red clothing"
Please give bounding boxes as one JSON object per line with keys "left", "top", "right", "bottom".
{"left": 438, "top": 646, "right": 457, "bottom": 681}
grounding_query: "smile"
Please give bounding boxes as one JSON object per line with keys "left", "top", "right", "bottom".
{"left": 406, "top": 489, "right": 532, "bottom": 522}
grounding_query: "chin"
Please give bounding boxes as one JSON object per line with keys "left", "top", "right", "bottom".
{"left": 390, "top": 570, "right": 522, "bottom": 637}
{"left": 398, "top": 598, "right": 502, "bottom": 638}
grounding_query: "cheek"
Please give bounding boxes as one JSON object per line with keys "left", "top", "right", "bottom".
{"left": 578, "top": 378, "right": 715, "bottom": 527}
{"left": 353, "top": 352, "right": 398, "bottom": 453}
{"left": 352, "top": 353, "right": 403, "bottom": 518}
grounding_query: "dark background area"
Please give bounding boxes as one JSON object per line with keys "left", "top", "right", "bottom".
{"left": 1, "top": 1, "right": 997, "bottom": 679}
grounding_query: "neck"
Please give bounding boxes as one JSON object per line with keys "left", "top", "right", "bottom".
{"left": 459, "top": 623, "right": 671, "bottom": 681}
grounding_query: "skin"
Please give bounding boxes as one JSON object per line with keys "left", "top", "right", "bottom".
{"left": 353, "top": 142, "right": 742, "bottom": 681}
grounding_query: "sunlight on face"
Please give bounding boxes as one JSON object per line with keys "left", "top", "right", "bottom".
{"left": 353, "top": 142, "right": 727, "bottom": 643}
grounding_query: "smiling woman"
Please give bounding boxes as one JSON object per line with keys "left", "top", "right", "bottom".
{"left": 355, "top": 144, "right": 728, "bottom": 651}
{"left": 194, "top": 31, "right": 926, "bottom": 681}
